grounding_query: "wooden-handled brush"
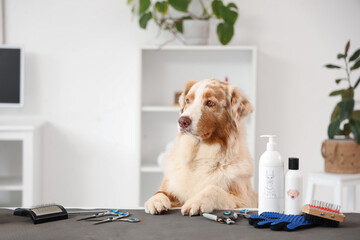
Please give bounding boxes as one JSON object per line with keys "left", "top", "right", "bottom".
{"left": 302, "top": 200, "right": 345, "bottom": 227}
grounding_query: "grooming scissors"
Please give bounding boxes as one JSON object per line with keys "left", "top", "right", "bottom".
{"left": 93, "top": 216, "right": 140, "bottom": 225}
{"left": 77, "top": 209, "right": 128, "bottom": 221}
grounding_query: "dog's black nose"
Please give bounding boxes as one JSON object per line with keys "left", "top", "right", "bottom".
{"left": 178, "top": 116, "right": 192, "bottom": 128}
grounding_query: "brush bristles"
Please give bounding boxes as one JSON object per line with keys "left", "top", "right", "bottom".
{"left": 302, "top": 200, "right": 345, "bottom": 227}
{"left": 309, "top": 200, "right": 341, "bottom": 214}
{"left": 304, "top": 213, "right": 339, "bottom": 227}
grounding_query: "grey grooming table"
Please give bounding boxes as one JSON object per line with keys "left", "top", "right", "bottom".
{"left": 0, "top": 209, "right": 359, "bottom": 240}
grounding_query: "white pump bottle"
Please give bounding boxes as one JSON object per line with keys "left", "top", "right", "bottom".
{"left": 258, "top": 135, "right": 284, "bottom": 214}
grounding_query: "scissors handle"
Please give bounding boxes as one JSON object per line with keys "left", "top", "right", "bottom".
{"left": 116, "top": 212, "right": 130, "bottom": 216}
{"left": 118, "top": 218, "right": 140, "bottom": 223}
{"left": 113, "top": 213, "right": 130, "bottom": 220}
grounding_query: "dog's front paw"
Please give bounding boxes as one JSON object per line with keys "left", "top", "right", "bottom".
{"left": 181, "top": 198, "right": 214, "bottom": 216}
{"left": 144, "top": 193, "right": 171, "bottom": 215}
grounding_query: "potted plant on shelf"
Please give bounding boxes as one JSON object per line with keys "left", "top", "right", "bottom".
{"left": 127, "top": 0, "right": 238, "bottom": 45}
{"left": 322, "top": 40, "right": 360, "bottom": 174}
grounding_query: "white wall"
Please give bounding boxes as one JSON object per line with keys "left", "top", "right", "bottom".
{"left": 1, "top": 0, "right": 359, "bottom": 208}
{"left": 234, "top": 0, "right": 360, "bottom": 209}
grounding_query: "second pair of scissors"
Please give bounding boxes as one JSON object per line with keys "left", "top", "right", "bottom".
{"left": 93, "top": 215, "right": 140, "bottom": 225}
{"left": 78, "top": 209, "right": 128, "bottom": 221}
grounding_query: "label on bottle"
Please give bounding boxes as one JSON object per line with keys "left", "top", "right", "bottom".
{"left": 285, "top": 175, "right": 302, "bottom": 214}
{"left": 259, "top": 166, "right": 284, "bottom": 199}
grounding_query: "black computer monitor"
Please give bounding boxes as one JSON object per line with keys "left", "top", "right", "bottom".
{"left": 0, "top": 46, "right": 24, "bottom": 107}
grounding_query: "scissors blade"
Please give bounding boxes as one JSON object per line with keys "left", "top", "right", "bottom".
{"left": 78, "top": 214, "right": 102, "bottom": 221}
{"left": 68, "top": 210, "right": 107, "bottom": 215}
{"left": 93, "top": 217, "right": 114, "bottom": 225}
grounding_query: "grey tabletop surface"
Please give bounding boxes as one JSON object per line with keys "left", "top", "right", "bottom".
{"left": 0, "top": 208, "right": 359, "bottom": 240}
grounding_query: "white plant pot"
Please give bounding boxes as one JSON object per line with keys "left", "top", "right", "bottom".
{"left": 182, "top": 20, "right": 209, "bottom": 45}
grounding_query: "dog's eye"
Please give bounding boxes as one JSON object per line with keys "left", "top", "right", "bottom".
{"left": 206, "top": 100, "right": 215, "bottom": 107}
{"left": 186, "top": 98, "right": 191, "bottom": 104}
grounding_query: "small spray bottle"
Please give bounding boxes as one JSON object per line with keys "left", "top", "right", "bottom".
{"left": 258, "top": 135, "right": 284, "bottom": 214}
{"left": 285, "top": 158, "right": 302, "bottom": 215}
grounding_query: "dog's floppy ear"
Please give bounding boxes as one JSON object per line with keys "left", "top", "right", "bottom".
{"left": 228, "top": 85, "right": 253, "bottom": 121}
{"left": 179, "top": 80, "right": 197, "bottom": 113}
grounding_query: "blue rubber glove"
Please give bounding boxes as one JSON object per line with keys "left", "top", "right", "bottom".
{"left": 249, "top": 212, "right": 317, "bottom": 231}
{"left": 249, "top": 212, "right": 283, "bottom": 228}
{"left": 270, "top": 214, "right": 317, "bottom": 231}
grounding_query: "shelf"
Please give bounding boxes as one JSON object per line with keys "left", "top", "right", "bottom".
{"left": 0, "top": 116, "right": 45, "bottom": 132}
{"left": 0, "top": 191, "right": 22, "bottom": 207}
{"left": 140, "top": 170, "right": 164, "bottom": 205}
{"left": 0, "top": 177, "right": 23, "bottom": 191}
{"left": 139, "top": 45, "right": 257, "bottom": 206}
{"left": 141, "top": 45, "right": 256, "bottom": 51}
{"left": 142, "top": 106, "right": 180, "bottom": 112}
{"left": 140, "top": 165, "right": 163, "bottom": 173}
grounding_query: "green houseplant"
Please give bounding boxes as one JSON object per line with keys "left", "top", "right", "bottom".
{"left": 322, "top": 40, "right": 360, "bottom": 174}
{"left": 127, "top": 0, "right": 239, "bottom": 45}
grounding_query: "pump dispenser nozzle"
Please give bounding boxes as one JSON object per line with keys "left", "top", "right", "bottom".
{"left": 260, "top": 135, "right": 277, "bottom": 151}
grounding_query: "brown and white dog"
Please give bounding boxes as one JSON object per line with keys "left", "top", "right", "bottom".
{"left": 145, "top": 78, "right": 257, "bottom": 216}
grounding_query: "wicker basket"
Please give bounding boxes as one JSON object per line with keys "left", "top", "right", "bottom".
{"left": 322, "top": 139, "right": 360, "bottom": 174}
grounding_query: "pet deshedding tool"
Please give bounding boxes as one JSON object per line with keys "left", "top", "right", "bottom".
{"left": 302, "top": 200, "right": 345, "bottom": 227}
{"left": 249, "top": 212, "right": 317, "bottom": 231}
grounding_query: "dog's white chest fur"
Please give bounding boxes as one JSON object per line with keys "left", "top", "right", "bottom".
{"left": 163, "top": 134, "right": 233, "bottom": 203}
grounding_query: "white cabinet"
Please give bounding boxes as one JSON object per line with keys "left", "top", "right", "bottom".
{"left": 138, "top": 46, "right": 257, "bottom": 206}
{"left": 0, "top": 119, "right": 42, "bottom": 207}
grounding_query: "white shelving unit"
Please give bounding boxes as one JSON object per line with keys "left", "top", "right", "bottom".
{"left": 0, "top": 118, "right": 43, "bottom": 207}
{"left": 142, "top": 106, "right": 180, "bottom": 112}
{"left": 138, "top": 45, "right": 257, "bottom": 206}
{"left": 140, "top": 165, "right": 162, "bottom": 173}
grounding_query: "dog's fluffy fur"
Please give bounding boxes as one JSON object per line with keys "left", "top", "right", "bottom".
{"left": 145, "top": 78, "right": 257, "bottom": 216}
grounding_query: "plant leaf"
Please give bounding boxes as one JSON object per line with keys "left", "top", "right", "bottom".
{"left": 139, "top": 12, "right": 152, "bottom": 29}
{"left": 139, "top": 0, "right": 151, "bottom": 14}
{"left": 343, "top": 123, "right": 351, "bottom": 137}
{"left": 329, "top": 88, "right": 353, "bottom": 99}
{"left": 220, "top": 4, "right": 238, "bottom": 24}
{"left": 211, "top": 0, "right": 224, "bottom": 19}
{"left": 335, "top": 78, "right": 344, "bottom": 84}
{"left": 329, "top": 89, "right": 345, "bottom": 96}
{"left": 155, "top": 1, "right": 168, "bottom": 15}
{"left": 127, "top": 0, "right": 133, "bottom": 5}
{"left": 217, "top": 22, "right": 234, "bottom": 45}
{"left": 345, "top": 40, "right": 350, "bottom": 55}
{"left": 341, "top": 88, "right": 354, "bottom": 100}
{"left": 349, "top": 119, "right": 360, "bottom": 144}
{"left": 331, "top": 105, "right": 340, "bottom": 122}
{"left": 352, "top": 110, "right": 360, "bottom": 120}
{"left": 338, "top": 99, "right": 354, "bottom": 121}
{"left": 337, "top": 53, "right": 346, "bottom": 59}
{"left": 354, "top": 76, "right": 360, "bottom": 89}
{"left": 325, "top": 64, "right": 341, "bottom": 69}
{"left": 175, "top": 21, "right": 183, "bottom": 33}
{"left": 227, "top": 2, "right": 238, "bottom": 10}
{"left": 168, "top": 0, "right": 191, "bottom": 12}
{"left": 328, "top": 118, "right": 341, "bottom": 139}
{"left": 350, "top": 59, "right": 360, "bottom": 70}
{"left": 349, "top": 49, "right": 360, "bottom": 62}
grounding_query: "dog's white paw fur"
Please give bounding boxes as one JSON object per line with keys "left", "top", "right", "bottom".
{"left": 181, "top": 197, "right": 214, "bottom": 216}
{"left": 145, "top": 193, "right": 171, "bottom": 215}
